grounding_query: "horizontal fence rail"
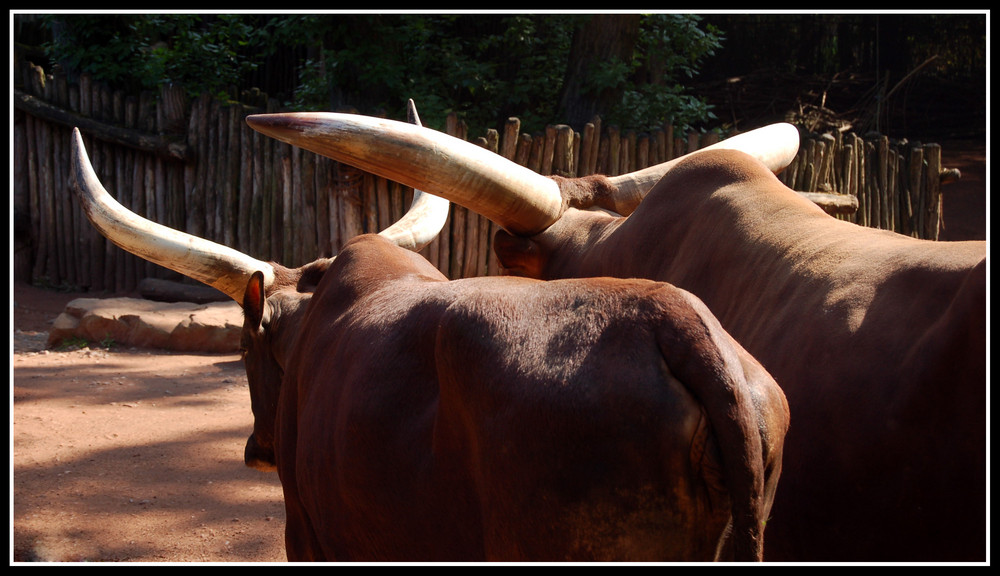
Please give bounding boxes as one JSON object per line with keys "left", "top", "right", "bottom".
{"left": 13, "top": 61, "right": 949, "bottom": 294}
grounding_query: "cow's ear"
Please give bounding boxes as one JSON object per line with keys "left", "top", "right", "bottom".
{"left": 493, "top": 229, "right": 542, "bottom": 277}
{"left": 243, "top": 271, "right": 266, "bottom": 331}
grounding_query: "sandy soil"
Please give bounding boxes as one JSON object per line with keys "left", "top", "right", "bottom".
{"left": 11, "top": 285, "right": 287, "bottom": 563}
{"left": 9, "top": 139, "right": 986, "bottom": 564}
{"left": 936, "top": 139, "right": 987, "bottom": 242}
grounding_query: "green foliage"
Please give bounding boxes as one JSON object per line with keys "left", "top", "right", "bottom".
{"left": 904, "top": 14, "right": 985, "bottom": 80}
{"left": 52, "top": 334, "right": 114, "bottom": 351}
{"left": 98, "top": 334, "right": 116, "bottom": 350}
{"left": 38, "top": 13, "right": 721, "bottom": 133}
{"left": 41, "top": 15, "right": 138, "bottom": 87}
{"left": 604, "top": 14, "right": 722, "bottom": 132}
{"left": 56, "top": 336, "right": 89, "bottom": 351}
{"left": 279, "top": 13, "right": 718, "bottom": 134}
{"left": 278, "top": 14, "right": 579, "bottom": 134}
{"left": 134, "top": 15, "right": 267, "bottom": 98}
{"left": 41, "top": 14, "right": 270, "bottom": 99}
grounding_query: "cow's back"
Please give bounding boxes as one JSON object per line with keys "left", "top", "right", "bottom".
{"left": 645, "top": 153, "right": 986, "bottom": 562}
{"left": 433, "top": 277, "right": 786, "bottom": 561}
{"left": 275, "top": 235, "right": 787, "bottom": 561}
{"left": 549, "top": 150, "right": 986, "bottom": 561}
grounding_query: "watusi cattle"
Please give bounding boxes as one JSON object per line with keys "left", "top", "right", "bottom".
{"left": 250, "top": 112, "right": 987, "bottom": 562}
{"left": 68, "top": 118, "right": 790, "bottom": 561}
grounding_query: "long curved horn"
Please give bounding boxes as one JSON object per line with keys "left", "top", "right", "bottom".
{"left": 603, "top": 123, "right": 801, "bottom": 215}
{"left": 376, "top": 99, "right": 451, "bottom": 251}
{"left": 245, "top": 112, "right": 563, "bottom": 236}
{"left": 69, "top": 127, "right": 275, "bottom": 305}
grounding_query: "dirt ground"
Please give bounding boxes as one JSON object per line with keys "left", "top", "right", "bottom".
{"left": 9, "top": 139, "right": 987, "bottom": 564}
{"left": 11, "top": 288, "right": 287, "bottom": 563}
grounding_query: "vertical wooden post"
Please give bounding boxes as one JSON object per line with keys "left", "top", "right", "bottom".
{"left": 923, "top": 143, "right": 942, "bottom": 240}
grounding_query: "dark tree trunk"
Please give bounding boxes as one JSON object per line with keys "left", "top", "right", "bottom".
{"left": 876, "top": 14, "right": 910, "bottom": 82}
{"left": 557, "top": 14, "right": 640, "bottom": 131}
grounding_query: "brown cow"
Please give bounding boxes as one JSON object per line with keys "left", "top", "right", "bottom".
{"left": 69, "top": 123, "right": 789, "bottom": 561}
{"left": 251, "top": 112, "right": 987, "bottom": 562}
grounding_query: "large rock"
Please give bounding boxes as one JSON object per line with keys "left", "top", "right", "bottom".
{"left": 137, "top": 277, "right": 230, "bottom": 304}
{"left": 47, "top": 297, "right": 243, "bottom": 353}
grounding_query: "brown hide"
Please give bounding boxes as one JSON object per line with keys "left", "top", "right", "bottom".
{"left": 241, "top": 259, "right": 332, "bottom": 472}
{"left": 494, "top": 148, "right": 987, "bottom": 562}
{"left": 243, "top": 234, "right": 788, "bottom": 562}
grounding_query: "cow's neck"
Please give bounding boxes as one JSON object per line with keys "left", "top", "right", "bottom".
{"left": 562, "top": 176, "right": 983, "bottom": 380}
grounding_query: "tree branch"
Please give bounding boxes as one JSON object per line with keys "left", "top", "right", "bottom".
{"left": 14, "top": 89, "right": 188, "bottom": 161}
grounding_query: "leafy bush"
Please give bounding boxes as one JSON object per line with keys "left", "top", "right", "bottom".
{"left": 280, "top": 14, "right": 720, "bottom": 134}
{"left": 607, "top": 14, "right": 722, "bottom": 132}
{"left": 38, "top": 14, "right": 721, "bottom": 134}
{"left": 276, "top": 14, "right": 579, "bottom": 133}
{"left": 42, "top": 14, "right": 270, "bottom": 99}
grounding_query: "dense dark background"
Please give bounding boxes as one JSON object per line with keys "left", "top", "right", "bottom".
{"left": 693, "top": 13, "right": 987, "bottom": 140}
{"left": 14, "top": 12, "right": 987, "bottom": 141}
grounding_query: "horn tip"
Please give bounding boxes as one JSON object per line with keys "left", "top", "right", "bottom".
{"left": 245, "top": 113, "right": 300, "bottom": 139}
{"left": 406, "top": 99, "right": 422, "bottom": 127}
{"left": 246, "top": 112, "right": 328, "bottom": 138}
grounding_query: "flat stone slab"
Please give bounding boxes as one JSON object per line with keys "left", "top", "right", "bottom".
{"left": 47, "top": 297, "right": 243, "bottom": 353}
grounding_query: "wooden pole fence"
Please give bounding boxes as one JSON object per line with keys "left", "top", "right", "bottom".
{"left": 13, "top": 63, "right": 953, "bottom": 293}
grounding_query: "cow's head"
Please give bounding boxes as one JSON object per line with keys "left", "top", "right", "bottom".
{"left": 69, "top": 101, "right": 451, "bottom": 472}
{"left": 239, "top": 262, "right": 328, "bottom": 470}
{"left": 244, "top": 114, "right": 799, "bottom": 278}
